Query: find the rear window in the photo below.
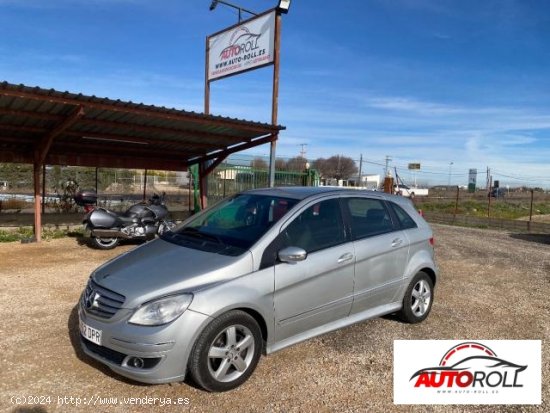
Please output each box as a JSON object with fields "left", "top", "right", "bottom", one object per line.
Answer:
{"left": 344, "top": 198, "right": 394, "bottom": 239}
{"left": 390, "top": 202, "right": 418, "bottom": 230}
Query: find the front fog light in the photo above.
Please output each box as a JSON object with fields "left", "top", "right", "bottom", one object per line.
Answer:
{"left": 129, "top": 294, "right": 193, "bottom": 326}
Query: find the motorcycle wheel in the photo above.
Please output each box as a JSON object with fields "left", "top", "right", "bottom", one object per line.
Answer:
{"left": 90, "top": 236, "right": 119, "bottom": 250}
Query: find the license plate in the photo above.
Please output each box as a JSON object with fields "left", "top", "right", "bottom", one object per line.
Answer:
{"left": 80, "top": 318, "right": 102, "bottom": 346}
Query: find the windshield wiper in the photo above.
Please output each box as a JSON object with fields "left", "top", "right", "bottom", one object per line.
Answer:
{"left": 179, "top": 227, "right": 225, "bottom": 246}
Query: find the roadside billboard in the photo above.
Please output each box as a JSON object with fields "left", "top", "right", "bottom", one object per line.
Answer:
{"left": 207, "top": 10, "right": 276, "bottom": 81}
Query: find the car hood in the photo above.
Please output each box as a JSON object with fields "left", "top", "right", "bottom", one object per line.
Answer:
{"left": 91, "top": 238, "right": 253, "bottom": 308}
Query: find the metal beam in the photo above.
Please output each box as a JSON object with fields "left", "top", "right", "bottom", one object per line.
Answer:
{"left": 187, "top": 134, "right": 277, "bottom": 166}
{"left": 34, "top": 105, "right": 84, "bottom": 165}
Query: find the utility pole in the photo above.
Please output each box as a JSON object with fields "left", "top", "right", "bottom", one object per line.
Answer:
{"left": 299, "top": 143, "right": 307, "bottom": 159}
{"left": 448, "top": 162, "right": 454, "bottom": 187}
{"left": 358, "top": 154, "right": 363, "bottom": 188}
{"left": 384, "top": 155, "right": 392, "bottom": 177}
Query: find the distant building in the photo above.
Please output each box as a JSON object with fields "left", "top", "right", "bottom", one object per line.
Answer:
{"left": 321, "top": 174, "right": 380, "bottom": 190}
{"left": 175, "top": 171, "right": 190, "bottom": 186}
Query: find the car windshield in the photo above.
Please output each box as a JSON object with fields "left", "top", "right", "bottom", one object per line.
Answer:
{"left": 161, "top": 194, "right": 299, "bottom": 255}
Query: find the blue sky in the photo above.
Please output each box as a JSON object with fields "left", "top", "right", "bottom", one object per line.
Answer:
{"left": 1, "top": 0, "right": 550, "bottom": 187}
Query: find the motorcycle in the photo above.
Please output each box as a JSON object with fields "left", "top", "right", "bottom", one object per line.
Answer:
{"left": 74, "top": 190, "right": 175, "bottom": 250}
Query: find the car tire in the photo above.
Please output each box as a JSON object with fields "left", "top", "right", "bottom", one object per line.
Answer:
{"left": 188, "top": 310, "right": 262, "bottom": 392}
{"left": 398, "top": 271, "right": 434, "bottom": 324}
{"left": 90, "top": 236, "right": 119, "bottom": 250}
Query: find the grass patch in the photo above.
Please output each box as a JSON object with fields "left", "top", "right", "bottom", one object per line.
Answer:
{"left": 416, "top": 199, "right": 550, "bottom": 220}
{"left": 0, "top": 227, "right": 81, "bottom": 242}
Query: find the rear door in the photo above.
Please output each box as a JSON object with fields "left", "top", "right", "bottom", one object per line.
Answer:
{"left": 342, "top": 197, "right": 410, "bottom": 314}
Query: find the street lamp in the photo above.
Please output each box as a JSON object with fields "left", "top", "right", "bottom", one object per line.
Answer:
{"left": 448, "top": 162, "right": 454, "bottom": 187}
{"left": 277, "top": 0, "right": 291, "bottom": 13}
{"left": 209, "top": 0, "right": 258, "bottom": 22}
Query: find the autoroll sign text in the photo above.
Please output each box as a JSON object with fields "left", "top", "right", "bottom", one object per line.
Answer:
{"left": 394, "top": 340, "right": 541, "bottom": 404}
{"left": 207, "top": 11, "right": 275, "bottom": 81}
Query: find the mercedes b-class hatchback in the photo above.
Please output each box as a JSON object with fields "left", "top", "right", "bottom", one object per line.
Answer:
{"left": 78, "top": 187, "right": 438, "bottom": 392}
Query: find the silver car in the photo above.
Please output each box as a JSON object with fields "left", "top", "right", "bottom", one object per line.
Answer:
{"left": 78, "top": 187, "right": 438, "bottom": 392}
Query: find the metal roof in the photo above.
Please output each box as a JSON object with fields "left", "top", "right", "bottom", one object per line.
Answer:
{"left": 0, "top": 81, "right": 283, "bottom": 170}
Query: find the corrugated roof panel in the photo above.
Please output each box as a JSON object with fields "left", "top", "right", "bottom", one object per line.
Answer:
{"left": 0, "top": 81, "right": 282, "bottom": 169}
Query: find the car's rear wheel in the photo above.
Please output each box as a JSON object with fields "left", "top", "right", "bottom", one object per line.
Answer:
{"left": 398, "top": 271, "right": 433, "bottom": 323}
{"left": 188, "top": 310, "right": 262, "bottom": 392}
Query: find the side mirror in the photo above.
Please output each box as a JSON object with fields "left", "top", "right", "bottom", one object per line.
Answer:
{"left": 278, "top": 246, "right": 307, "bottom": 263}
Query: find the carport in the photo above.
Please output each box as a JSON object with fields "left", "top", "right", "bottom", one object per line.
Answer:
{"left": 0, "top": 81, "right": 283, "bottom": 241}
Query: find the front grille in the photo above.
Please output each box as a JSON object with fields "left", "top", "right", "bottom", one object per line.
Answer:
{"left": 82, "top": 279, "right": 125, "bottom": 319}
{"left": 83, "top": 338, "right": 126, "bottom": 365}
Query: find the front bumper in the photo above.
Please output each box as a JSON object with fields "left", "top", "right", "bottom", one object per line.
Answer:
{"left": 78, "top": 302, "right": 211, "bottom": 384}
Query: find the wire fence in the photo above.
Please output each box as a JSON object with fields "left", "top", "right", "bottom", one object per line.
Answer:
{"left": 412, "top": 187, "right": 550, "bottom": 234}
{"left": 206, "top": 164, "right": 318, "bottom": 203}
{"left": 1, "top": 163, "right": 549, "bottom": 234}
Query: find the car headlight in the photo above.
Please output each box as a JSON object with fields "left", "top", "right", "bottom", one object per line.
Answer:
{"left": 128, "top": 294, "right": 193, "bottom": 326}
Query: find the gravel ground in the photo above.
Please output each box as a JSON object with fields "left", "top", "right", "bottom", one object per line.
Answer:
{"left": 0, "top": 224, "right": 548, "bottom": 413}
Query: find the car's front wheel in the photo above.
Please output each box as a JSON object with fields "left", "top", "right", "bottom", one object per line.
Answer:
{"left": 188, "top": 310, "right": 262, "bottom": 392}
{"left": 398, "top": 271, "right": 434, "bottom": 323}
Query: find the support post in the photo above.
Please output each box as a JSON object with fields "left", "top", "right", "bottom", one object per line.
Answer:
{"left": 199, "top": 162, "right": 208, "bottom": 209}
{"left": 204, "top": 36, "right": 210, "bottom": 115}
{"left": 143, "top": 169, "right": 148, "bottom": 202}
{"left": 33, "top": 162, "right": 42, "bottom": 242}
{"left": 41, "top": 163, "right": 46, "bottom": 214}
{"left": 269, "top": 12, "right": 282, "bottom": 188}
{"left": 528, "top": 189, "right": 534, "bottom": 232}
{"left": 358, "top": 154, "right": 363, "bottom": 188}
{"left": 453, "top": 186, "right": 460, "bottom": 224}
{"left": 487, "top": 175, "right": 493, "bottom": 218}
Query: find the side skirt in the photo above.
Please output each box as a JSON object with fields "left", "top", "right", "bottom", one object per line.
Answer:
{"left": 266, "top": 301, "right": 402, "bottom": 354}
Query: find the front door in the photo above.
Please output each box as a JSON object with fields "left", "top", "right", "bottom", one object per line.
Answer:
{"left": 273, "top": 198, "right": 355, "bottom": 342}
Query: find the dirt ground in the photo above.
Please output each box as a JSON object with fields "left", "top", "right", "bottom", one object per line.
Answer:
{"left": 0, "top": 225, "right": 548, "bottom": 413}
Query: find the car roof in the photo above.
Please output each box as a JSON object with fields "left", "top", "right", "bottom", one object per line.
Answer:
{"left": 242, "top": 186, "right": 408, "bottom": 204}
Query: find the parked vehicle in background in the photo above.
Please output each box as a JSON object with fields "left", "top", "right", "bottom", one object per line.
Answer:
{"left": 489, "top": 187, "right": 506, "bottom": 198}
{"left": 394, "top": 183, "right": 429, "bottom": 198}
{"left": 74, "top": 190, "right": 175, "bottom": 250}
{"left": 78, "top": 187, "right": 438, "bottom": 391}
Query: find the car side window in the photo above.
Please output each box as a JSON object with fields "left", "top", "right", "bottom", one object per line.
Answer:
{"left": 390, "top": 202, "right": 418, "bottom": 230}
{"left": 344, "top": 198, "right": 394, "bottom": 240}
{"left": 282, "top": 198, "right": 345, "bottom": 253}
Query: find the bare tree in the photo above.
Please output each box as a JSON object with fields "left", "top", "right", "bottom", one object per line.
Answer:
{"left": 251, "top": 157, "right": 268, "bottom": 170}
{"left": 285, "top": 156, "right": 308, "bottom": 172}
{"left": 275, "top": 158, "right": 287, "bottom": 171}
{"left": 313, "top": 155, "right": 357, "bottom": 180}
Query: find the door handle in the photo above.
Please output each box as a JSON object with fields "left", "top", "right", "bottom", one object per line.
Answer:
{"left": 337, "top": 253, "right": 354, "bottom": 263}
{"left": 392, "top": 238, "right": 403, "bottom": 247}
